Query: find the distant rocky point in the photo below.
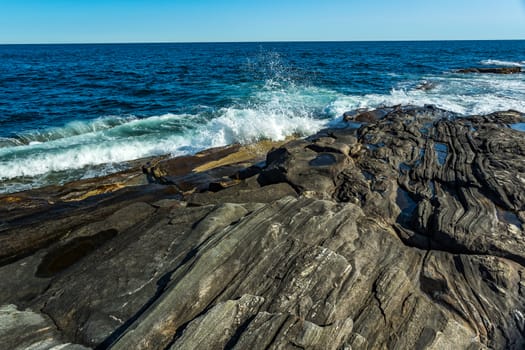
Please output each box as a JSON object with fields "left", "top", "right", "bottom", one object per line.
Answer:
{"left": 1, "top": 105, "right": 525, "bottom": 349}
{"left": 457, "top": 66, "right": 522, "bottom": 74}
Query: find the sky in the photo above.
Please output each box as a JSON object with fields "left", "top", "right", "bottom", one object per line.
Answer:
{"left": 0, "top": 0, "right": 524, "bottom": 43}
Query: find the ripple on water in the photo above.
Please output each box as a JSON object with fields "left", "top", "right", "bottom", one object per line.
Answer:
{"left": 434, "top": 143, "right": 448, "bottom": 166}
{"left": 309, "top": 153, "right": 337, "bottom": 167}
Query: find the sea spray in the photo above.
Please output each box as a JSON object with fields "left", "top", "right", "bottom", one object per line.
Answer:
{"left": 1, "top": 41, "right": 524, "bottom": 193}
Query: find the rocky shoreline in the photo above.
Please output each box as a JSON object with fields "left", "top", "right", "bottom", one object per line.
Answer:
{"left": 1, "top": 105, "right": 525, "bottom": 349}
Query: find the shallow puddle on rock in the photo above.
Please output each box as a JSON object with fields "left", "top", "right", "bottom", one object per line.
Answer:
{"left": 414, "top": 148, "right": 426, "bottom": 167}
{"left": 496, "top": 207, "right": 523, "bottom": 230}
{"left": 362, "top": 170, "right": 375, "bottom": 181}
{"left": 399, "top": 162, "right": 412, "bottom": 172}
{"left": 467, "top": 124, "right": 477, "bottom": 132}
{"left": 309, "top": 153, "right": 337, "bottom": 167}
{"left": 345, "top": 122, "right": 363, "bottom": 129}
{"left": 510, "top": 123, "right": 525, "bottom": 132}
{"left": 366, "top": 142, "right": 385, "bottom": 151}
{"left": 396, "top": 187, "right": 418, "bottom": 223}
{"left": 429, "top": 180, "right": 437, "bottom": 198}
{"left": 419, "top": 122, "right": 434, "bottom": 135}
{"left": 434, "top": 143, "right": 448, "bottom": 166}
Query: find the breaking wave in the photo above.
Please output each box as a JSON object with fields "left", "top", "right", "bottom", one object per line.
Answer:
{"left": 2, "top": 47, "right": 525, "bottom": 193}
{"left": 481, "top": 59, "right": 525, "bottom": 67}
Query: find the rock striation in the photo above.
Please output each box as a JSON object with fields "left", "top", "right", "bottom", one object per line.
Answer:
{"left": 1, "top": 106, "right": 524, "bottom": 349}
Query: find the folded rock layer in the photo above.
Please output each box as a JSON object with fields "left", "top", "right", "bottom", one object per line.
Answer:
{"left": 1, "top": 106, "right": 524, "bottom": 349}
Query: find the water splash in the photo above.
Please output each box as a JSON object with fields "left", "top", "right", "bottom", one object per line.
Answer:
{"left": 2, "top": 44, "right": 525, "bottom": 193}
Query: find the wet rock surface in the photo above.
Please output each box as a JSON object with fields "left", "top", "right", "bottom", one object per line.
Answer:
{"left": 1, "top": 106, "right": 524, "bottom": 349}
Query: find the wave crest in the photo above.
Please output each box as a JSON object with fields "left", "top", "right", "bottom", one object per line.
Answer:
{"left": 2, "top": 63, "right": 525, "bottom": 193}
{"left": 481, "top": 59, "right": 525, "bottom": 67}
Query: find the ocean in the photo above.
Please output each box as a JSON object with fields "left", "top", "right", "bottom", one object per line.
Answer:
{"left": 1, "top": 40, "right": 524, "bottom": 193}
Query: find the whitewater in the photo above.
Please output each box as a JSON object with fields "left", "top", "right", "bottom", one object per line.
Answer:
{"left": 1, "top": 41, "right": 524, "bottom": 193}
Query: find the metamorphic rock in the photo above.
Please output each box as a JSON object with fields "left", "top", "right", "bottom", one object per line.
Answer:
{"left": 1, "top": 105, "right": 525, "bottom": 350}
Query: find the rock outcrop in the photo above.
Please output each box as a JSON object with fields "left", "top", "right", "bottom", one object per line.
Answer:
{"left": 1, "top": 106, "right": 524, "bottom": 349}
{"left": 457, "top": 67, "right": 522, "bottom": 74}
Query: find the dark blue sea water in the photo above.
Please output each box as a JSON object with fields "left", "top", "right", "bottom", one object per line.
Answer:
{"left": 1, "top": 41, "right": 524, "bottom": 193}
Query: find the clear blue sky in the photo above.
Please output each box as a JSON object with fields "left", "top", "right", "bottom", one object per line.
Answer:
{"left": 1, "top": 0, "right": 524, "bottom": 43}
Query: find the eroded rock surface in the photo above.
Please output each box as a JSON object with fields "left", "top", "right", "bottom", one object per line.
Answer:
{"left": 1, "top": 106, "right": 524, "bottom": 349}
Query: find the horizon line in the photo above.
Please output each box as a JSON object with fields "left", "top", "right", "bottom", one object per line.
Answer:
{"left": 1, "top": 38, "right": 524, "bottom": 45}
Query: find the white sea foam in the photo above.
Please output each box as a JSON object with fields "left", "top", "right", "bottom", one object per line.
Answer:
{"left": 481, "top": 59, "right": 525, "bottom": 67}
{"left": 0, "top": 134, "right": 190, "bottom": 180}
{"left": 329, "top": 89, "right": 525, "bottom": 117}
{"left": 197, "top": 106, "right": 324, "bottom": 147}
{"left": 2, "top": 70, "right": 525, "bottom": 193}
{"left": 329, "top": 73, "right": 525, "bottom": 116}
{"left": 0, "top": 85, "right": 329, "bottom": 184}
{"left": 198, "top": 83, "right": 332, "bottom": 146}
{"left": 0, "top": 112, "right": 322, "bottom": 183}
